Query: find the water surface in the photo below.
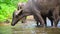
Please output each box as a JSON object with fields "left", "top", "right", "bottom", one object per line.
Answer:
{"left": 0, "top": 19, "right": 60, "bottom": 34}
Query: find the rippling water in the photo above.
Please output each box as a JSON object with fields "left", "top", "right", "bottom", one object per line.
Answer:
{"left": 0, "top": 18, "right": 60, "bottom": 34}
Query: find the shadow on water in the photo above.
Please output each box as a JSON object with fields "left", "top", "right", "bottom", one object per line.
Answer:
{"left": 0, "top": 20, "right": 60, "bottom": 34}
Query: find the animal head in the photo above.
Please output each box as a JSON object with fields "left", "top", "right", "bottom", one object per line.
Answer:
{"left": 11, "top": 3, "right": 31, "bottom": 26}
{"left": 11, "top": 9, "right": 24, "bottom": 26}
{"left": 11, "top": 3, "right": 26, "bottom": 26}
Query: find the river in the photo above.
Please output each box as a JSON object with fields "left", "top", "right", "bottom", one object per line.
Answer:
{"left": 0, "top": 18, "right": 60, "bottom": 34}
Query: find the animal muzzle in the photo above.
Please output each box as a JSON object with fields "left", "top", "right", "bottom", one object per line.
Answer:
{"left": 11, "top": 21, "right": 16, "bottom": 26}
{"left": 11, "top": 22, "right": 15, "bottom": 26}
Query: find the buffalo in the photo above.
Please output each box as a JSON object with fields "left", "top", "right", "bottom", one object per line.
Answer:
{"left": 11, "top": 0, "right": 60, "bottom": 28}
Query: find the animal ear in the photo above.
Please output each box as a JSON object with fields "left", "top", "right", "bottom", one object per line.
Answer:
{"left": 17, "top": 6, "right": 22, "bottom": 10}
{"left": 18, "top": 9, "right": 23, "bottom": 15}
{"left": 17, "top": 3, "right": 23, "bottom": 10}
{"left": 15, "top": 9, "right": 23, "bottom": 15}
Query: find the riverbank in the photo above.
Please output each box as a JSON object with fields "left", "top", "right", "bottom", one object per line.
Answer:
{"left": 0, "top": 23, "right": 10, "bottom": 26}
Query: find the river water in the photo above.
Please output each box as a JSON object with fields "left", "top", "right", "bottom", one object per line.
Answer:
{"left": 0, "top": 18, "right": 60, "bottom": 34}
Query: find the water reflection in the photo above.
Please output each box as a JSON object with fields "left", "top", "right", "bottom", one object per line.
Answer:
{"left": 0, "top": 19, "right": 60, "bottom": 34}
{"left": 12, "top": 26, "right": 60, "bottom": 34}
{"left": 11, "top": 20, "right": 60, "bottom": 34}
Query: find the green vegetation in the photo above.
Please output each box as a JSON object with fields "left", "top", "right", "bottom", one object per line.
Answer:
{"left": 0, "top": 0, "right": 27, "bottom": 23}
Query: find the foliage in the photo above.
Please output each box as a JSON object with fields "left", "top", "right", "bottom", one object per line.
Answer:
{"left": 0, "top": 0, "right": 27, "bottom": 23}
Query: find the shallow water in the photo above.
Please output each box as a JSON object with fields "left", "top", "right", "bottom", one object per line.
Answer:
{"left": 0, "top": 19, "right": 60, "bottom": 34}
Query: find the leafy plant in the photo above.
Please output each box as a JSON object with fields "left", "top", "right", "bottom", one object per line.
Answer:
{"left": 0, "top": 0, "right": 27, "bottom": 23}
